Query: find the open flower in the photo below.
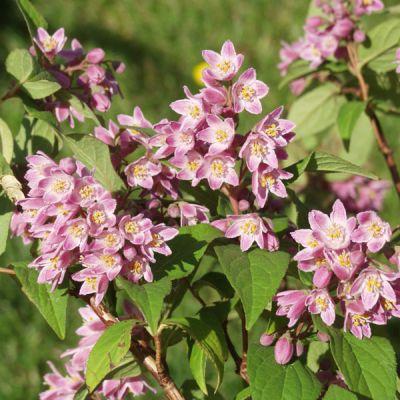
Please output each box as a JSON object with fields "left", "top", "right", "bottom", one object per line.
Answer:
{"left": 352, "top": 211, "right": 391, "bottom": 252}
{"left": 275, "top": 290, "right": 308, "bottom": 327}
{"left": 232, "top": 68, "right": 269, "bottom": 114}
{"left": 170, "top": 86, "right": 205, "bottom": 128}
{"left": 306, "top": 289, "right": 336, "bottom": 326}
{"left": 34, "top": 28, "right": 67, "bottom": 59}
{"left": 344, "top": 300, "right": 372, "bottom": 339}
{"left": 202, "top": 40, "right": 244, "bottom": 81}
{"left": 125, "top": 157, "right": 161, "bottom": 189}
{"left": 119, "top": 214, "right": 152, "bottom": 245}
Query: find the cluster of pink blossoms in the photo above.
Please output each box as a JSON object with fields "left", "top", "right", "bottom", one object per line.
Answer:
{"left": 94, "top": 40, "right": 296, "bottom": 252}
{"left": 31, "top": 28, "right": 124, "bottom": 127}
{"left": 10, "top": 152, "right": 178, "bottom": 304}
{"left": 40, "top": 305, "right": 155, "bottom": 399}
{"left": 279, "top": 0, "right": 384, "bottom": 94}
{"left": 330, "top": 176, "right": 390, "bottom": 213}
{"left": 261, "top": 199, "right": 399, "bottom": 364}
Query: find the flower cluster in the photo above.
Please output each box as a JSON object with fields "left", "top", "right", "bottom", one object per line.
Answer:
{"left": 32, "top": 28, "right": 124, "bottom": 127}
{"left": 94, "top": 40, "right": 296, "bottom": 252}
{"left": 261, "top": 199, "right": 398, "bottom": 364}
{"left": 278, "top": 0, "right": 384, "bottom": 93}
{"left": 10, "top": 152, "right": 178, "bottom": 304}
{"left": 40, "top": 305, "right": 155, "bottom": 399}
{"left": 330, "top": 176, "right": 390, "bottom": 213}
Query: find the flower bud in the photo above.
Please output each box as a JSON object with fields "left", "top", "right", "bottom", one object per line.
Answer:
{"left": 296, "top": 341, "right": 304, "bottom": 357}
{"left": 92, "top": 92, "right": 110, "bottom": 112}
{"left": 86, "top": 48, "right": 105, "bottom": 64}
{"left": 274, "top": 336, "right": 293, "bottom": 365}
{"left": 317, "top": 331, "right": 330, "bottom": 343}
{"left": 238, "top": 199, "right": 250, "bottom": 212}
{"left": 260, "top": 333, "right": 275, "bottom": 347}
{"left": 167, "top": 203, "right": 180, "bottom": 218}
{"left": 353, "top": 29, "right": 366, "bottom": 43}
{"left": 0, "top": 175, "right": 24, "bottom": 202}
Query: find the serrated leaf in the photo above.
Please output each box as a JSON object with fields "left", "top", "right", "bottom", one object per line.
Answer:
{"left": 337, "top": 102, "right": 365, "bottom": 151}
{"left": 286, "top": 151, "right": 377, "bottom": 182}
{"left": 288, "top": 83, "right": 345, "bottom": 138}
{"left": 86, "top": 320, "right": 135, "bottom": 392}
{"left": 279, "top": 60, "right": 314, "bottom": 89}
{"left": 153, "top": 224, "right": 222, "bottom": 280}
{"left": 5, "top": 49, "right": 33, "bottom": 83}
{"left": 359, "top": 19, "right": 400, "bottom": 67}
{"left": 215, "top": 245, "right": 290, "bottom": 330}
{"left": 190, "top": 342, "right": 208, "bottom": 395}
{"left": 248, "top": 344, "right": 322, "bottom": 400}
{"left": 14, "top": 262, "right": 68, "bottom": 339}
{"left": 323, "top": 385, "right": 357, "bottom": 400}
{"left": 368, "top": 47, "right": 399, "bottom": 73}
{"left": 0, "top": 118, "right": 14, "bottom": 163}
{"left": 116, "top": 277, "right": 171, "bottom": 335}
{"left": 64, "top": 134, "right": 125, "bottom": 193}
{"left": 167, "top": 317, "right": 225, "bottom": 391}
{"left": 329, "top": 328, "right": 396, "bottom": 399}
{"left": 23, "top": 79, "right": 61, "bottom": 99}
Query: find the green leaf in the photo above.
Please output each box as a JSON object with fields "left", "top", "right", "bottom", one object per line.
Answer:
{"left": 288, "top": 83, "right": 344, "bottom": 138}
{"left": 153, "top": 224, "right": 222, "bottom": 280}
{"left": 0, "top": 196, "right": 13, "bottom": 257}
{"left": 323, "top": 385, "right": 357, "bottom": 400}
{"left": 337, "top": 102, "right": 365, "bottom": 151}
{"left": 5, "top": 49, "right": 33, "bottom": 83}
{"left": 190, "top": 342, "right": 208, "bottom": 395}
{"left": 0, "top": 118, "right": 14, "bottom": 164}
{"left": 248, "top": 344, "right": 322, "bottom": 400}
{"left": 235, "top": 386, "right": 251, "bottom": 400}
{"left": 16, "top": 0, "right": 48, "bottom": 32}
{"left": 368, "top": 47, "right": 399, "bottom": 73}
{"left": 86, "top": 320, "right": 135, "bottom": 392}
{"left": 64, "top": 134, "right": 125, "bottom": 193}
{"left": 14, "top": 262, "right": 68, "bottom": 339}
{"left": 306, "top": 341, "right": 329, "bottom": 373}
{"left": 167, "top": 317, "right": 225, "bottom": 391}
{"left": 279, "top": 60, "right": 313, "bottom": 89}
{"left": 104, "top": 353, "right": 141, "bottom": 380}
{"left": 68, "top": 95, "right": 100, "bottom": 125}
{"left": 215, "top": 245, "right": 290, "bottom": 330}
{"left": 359, "top": 19, "right": 400, "bottom": 68}
{"left": 329, "top": 328, "right": 397, "bottom": 399}
{"left": 116, "top": 277, "right": 171, "bottom": 335}
{"left": 23, "top": 78, "right": 61, "bottom": 99}
{"left": 286, "top": 151, "right": 378, "bottom": 182}
{"left": 73, "top": 386, "right": 89, "bottom": 400}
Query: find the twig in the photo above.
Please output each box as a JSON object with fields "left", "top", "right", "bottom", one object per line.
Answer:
{"left": 239, "top": 310, "right": 249, "bottom": 383}
{"left": 0, "top": 83, "right": 20, "bottom": 106}
{"left": 347, "top": 43, "right": 400, "bottom": 198}
{"left": 0, "top": 267, "right": 16, "bottom": 275}
{"left": 221, "top": 185, "right": 240, "bottom": 215}
{"left": 222, "top": 320, "right": 242, "bottom": 374}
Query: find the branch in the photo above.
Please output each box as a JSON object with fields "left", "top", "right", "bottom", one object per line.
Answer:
{"left": 0, "top": 83, "right": 20, "bottom": 106}
{"left": 239, "top": 309, "right": 249, "bottom": 383}
{"left": 221, "top": 185, "right": 240, "bottom": 215}
{"left": 347, "top": 43, "right": 400, "bottom": 199}
{"left": 0, "top": 267, "right": 16, "bottom": 275}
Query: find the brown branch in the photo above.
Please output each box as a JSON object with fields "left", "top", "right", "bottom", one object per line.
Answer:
{"left": 347, "top": 43, "right": 400, "bottom": 199}
{"left": 221, "top": 185, "right": 240, "bottom": 215}
{"left": 222, "top": 320, "right": 241, "bottom": 374}
{"left": 239, "top": 310, "right": 249, "bottom": 383}
{"left": 0, "top": 83, "right": 20, "bottom": 106}
{"left": 0, "top": 267, "right": 16, "bottom": 275}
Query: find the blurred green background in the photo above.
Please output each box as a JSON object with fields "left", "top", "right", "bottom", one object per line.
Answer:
{"left": 0, "top": 1, "right": 309, "bottom": 398}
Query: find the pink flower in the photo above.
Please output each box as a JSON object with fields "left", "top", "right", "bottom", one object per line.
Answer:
{"left": 350, "top": 267, "right": 398, "bottom": 310}
{"left": 197, "top": 115, "right": 235, "bottom": 155}
{"left": 306, "top": 289, "right": 336, "bottom": 326}
{"left": 90, "top": 228, "right": 124, "bottom": 254}
{"left": 344, "top": 300, "right": 372, "bottom": 339}
{"left": 59, "top": 218, "right": 89, "bottom": 252}
{"left": 72, "top": 176, "right": 105, "bottom": 207}
{"left": 252, "top": 165, "right": 292, "bottom": 208}
{"left": 86, "top": 199, "right": 116, "bottom": 236}
{"left": 122, "top": 254, "right": 153, "bottom": 283}
{"left": 232, "top": 68, "right": 269, "bottom": 114}
{"left": 196, "top": 154, "right": 238, "bottom": 190}
{"left": 352, "top": 211, "right": 391, "bottom": 252}
{"left": 119, "top": 214, "right": 152, "bottom": 245}
{"left": 81, "top": 252, "right": 122, "bottom": 281}
{"left": 239, "top": 133, "right": 278, "bottom": 172}
{"left": 166, "top": 124, "right": 196, "bottom": 157}
{"left": 290, "top": 228, "right": 322, "bottom": 260}
{"left": 54, "top": 102, "right": 85, "bottom": 128}
{"left": 274, "top": 336, "right": 293, "bottom": 365}
{"left": 170, "top": 150, "right": 203, "bottom": 185}
{"left": 125, "top": 157, "right": 161, "bottom": 189}
{"left": 117, "top": 106, "right": 153, "bottom": 129}
{"left": 309, "top": 199, "right": 356, "bottom": 250}
{"left": 34, "top": 28, "right": 67, "bottom": 59}
{"left": 141, "top": 224, "right": 178, "bottom": 262}
{"left": 214, "top": 213, "right": 278, "bottom": 252}
{"left": 72, "top": 268, "right": 109, "bottom": 305}
{"left": 38, "top": 171, "right": 75, "bottom": 204}
{"left": 167, "top": 202, "right": 209, "bottom": 226}
{"left": 260, "top": 333, "right": 275, "bottom": 346}
{"left": 202, "top": 40, "right": 244, "bottom": 81}
{"left": 170, "top": 86, "right": 205, "bottom": 128}
{"left": 326, "top": 244, "right": 365, "bottom": 281}
{"left": 354, "top": 0, "right": 384, "bottom": 16}
{"left": 101, "top": 377, "right": 156, "bottom": 399}
{"left": 275, "top": 290, "right": 308, "bottom": 327}
{"left": 94, "top": 120, "right": 120, "bottom": 146}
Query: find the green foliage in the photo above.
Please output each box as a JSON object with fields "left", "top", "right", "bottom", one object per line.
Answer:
{"left": 116, "top": 277, "right": 171, "bottom": 335}
{"left": 323, "top": 385, "right": 357, "bottom": 400}
{"left": 215, "top": 245, "right": 290, "bottom": 330}
{"left": 16, "top": 0, "right": 48, "bottom": 34}
{"left": 14, "top": 263, "right": 68, "bottom": 339}
{"left": 329, "top": 328, "right": 397, "bottom": 399}
{"left": 22, "top": 73, "right": 61, "bottom": 99}
{"left": 288, "top": 83, "right": 345, "bottom": 138}
{"left": 86, "top": 320, "right": 135, "bottom": 392}
{"left": 247, "top": 344, "right": 322, "bottom": 400}
{"left": 0, "top": 196, "right": 13, "bottom": 257}
{"left": 190, "top": 342, "right": 208, "bottom": 394}
{"left": 336, "top": 102, "right": 365, "bottom": 151}
{"left": 64, "top": 134, "right": 126, "bottom": 193}
{"left": 0, "top": 118, "right": 14, "bottom": 163}
{"left": 278, "top": 60, "right": 313, "bottom": 89}
{"left": 5, "top": 49, "right": 33, "bottom": 83}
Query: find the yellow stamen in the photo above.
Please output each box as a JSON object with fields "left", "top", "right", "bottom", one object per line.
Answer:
{"left": 79, "top": 185, "right": 94, "bottom": 200}
{"left": 240, "top": 220, "right": 258, "bottom": 235}
{"left": 132, "top": 165, "right": 148, "bottom": 179}
{"left": 326, "top": 224, "right": 343, "bottom": 240}
{"left": 91, "top": 210, "right": 106, "bottom": 225}
{"left": 368, "top": 223, "right": 383, "bottom": 238}
{"left": 215, "top": 129, "right": 228, "bottom": 143}
{"left": 187, "top": 160, "right": 199, "bottom": 172}
{"left": 250, "top": 141, "right": 266, "bottom": 157}
{"left": 315, "top": 296, "right": 328, "bottom": 311}
{"left": 124, "top": 221, "right": 139, "bottom": 234}
{"left": 100, "top": 255, "right": 116, "bottom": 268}
{"left": 240, "top": 85, "right": 255, "bottom": 101}
{"left": 216, "top": 60, "right": 232, "bottom": 73}
{"left": 265, "top": 124, "right": 279, "bottom": 137}
{"left": 210, "top": 160, "right": 225, "bottom": 178}
{"left": 52, "top": 179, "right": 69, "bottom": 193}
{"left": 365, "top": 276, "right": 381, "bottom": 292}
{"left": 260, "top": 173, "right": 275, "bottom": 188}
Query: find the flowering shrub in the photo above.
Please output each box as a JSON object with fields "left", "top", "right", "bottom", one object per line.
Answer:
{"left": 1, "top": 1, "right": 400, "bottom": 400}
